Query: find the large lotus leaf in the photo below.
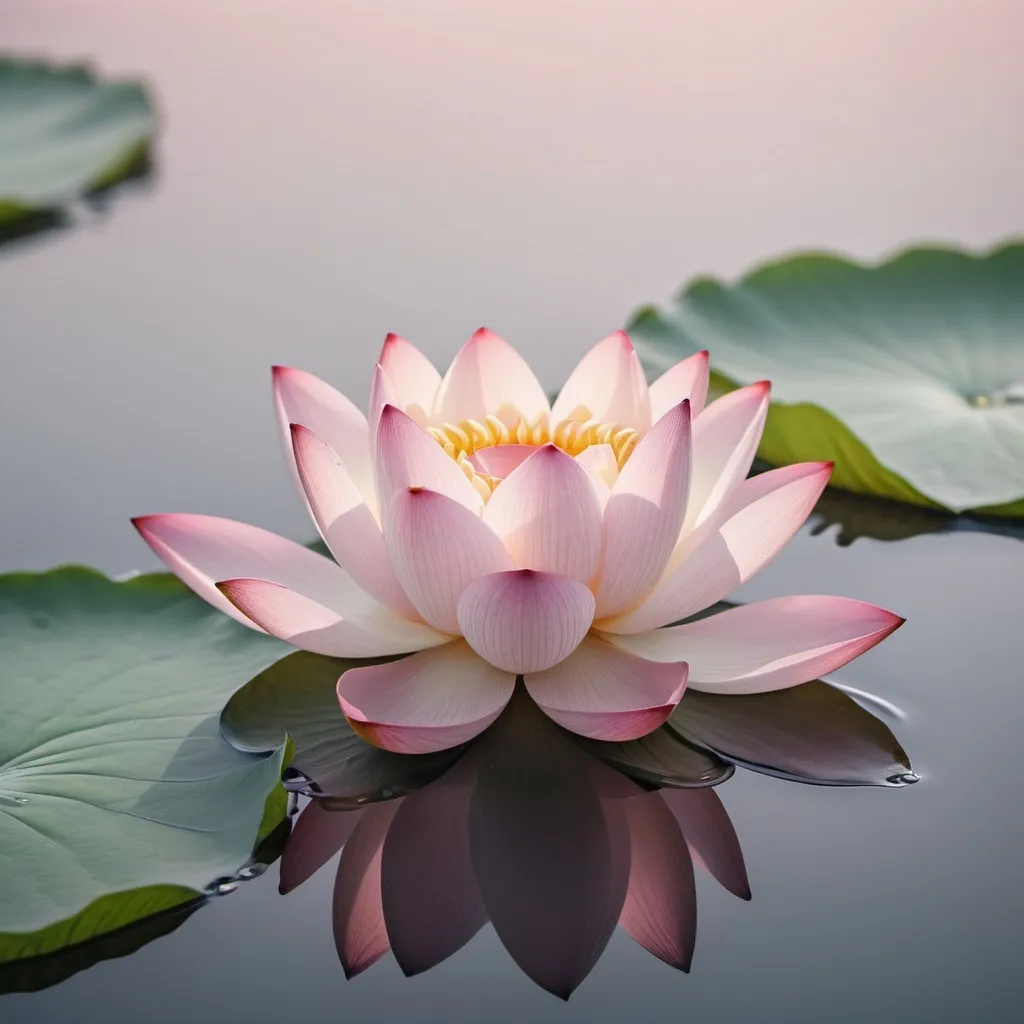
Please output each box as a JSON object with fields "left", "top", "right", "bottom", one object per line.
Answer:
{"left": 630, "top": 242, "right": 1024, "bottom": 516}
{"left": 0, "top": 57, "right": 155, "bottom": 225}
{"left": 0, "top": 568, "right": 287, "bottom": 936}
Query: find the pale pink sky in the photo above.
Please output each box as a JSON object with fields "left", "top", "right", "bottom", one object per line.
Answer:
{"left": 2, "top": 0, "right": 1022, "bottom": 568}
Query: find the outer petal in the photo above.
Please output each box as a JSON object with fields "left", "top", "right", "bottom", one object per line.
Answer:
{"left": 368, "top": 362, "right": 400, "bottom": 461}
{"left": 376, "top": 404, "right": 484, "bottom": 516}
{"left": 649, "top": 350, "right": 710, "bottom": 421}
{"left": 132, "top": 512, "right": 361, "bottom": 630}
{"left": 378, "top": 333, "right": 442, "bottom": 422}
{"left": 457, "top": 570, "right": 594, "bottom": 673}
{"left": 483, "top": 444, "right": 602, "bottom": 583}
{"left": 291, "top": 424, "right": 419, "bottom": 618}
{"left": 684, "top": 381, "right": 771, "bottom": 531}
{"left": 595, "top": 401, "right": 692, "bottom": 618}
{"left": 273, "top": 365, "right": 376, "bottom": 512}
{"left": 386, "top": 487, "right": 513, "bottom": 633}
{"left": 337, "top": 642, "right": 516, "bottom": 754}
{"left": 618, "top": 791, "right": 697, "bottom": 971}
{"left": 604, "top": 461, "right": 832, "bottom": 633}
{"left": 217, "top": 578, "right": 448, "bottom": 657}
{"left": 279, "top": 801, "right": 365, "bottom": 895}
{"left": 525, "top": 636, "right": 687, "bottom": 741}
{"left": 333, "top": 799, "right": 401, "bottom": 978}
{"left": 433, "top": 328, "right": 550, "bottom": 425}
{"left": 609, "top": 595, "right": 903, "bottom": 694}
{"left": 551, "top": 331, "right": 651, "bottom": 432}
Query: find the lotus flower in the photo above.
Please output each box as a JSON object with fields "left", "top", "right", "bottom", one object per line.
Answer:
{"left": 135, "top": 329, "right": 903, "bottom": 753}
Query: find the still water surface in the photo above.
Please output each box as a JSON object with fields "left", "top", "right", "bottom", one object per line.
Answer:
{"left": 2, "top": 2, "right": 1023, "bottom": 1020}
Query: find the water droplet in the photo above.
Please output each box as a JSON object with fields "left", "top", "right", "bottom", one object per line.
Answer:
{"left": 0, "top": 793, "right": 29, "bottom": 807}
{"left": 203, "top": 877, "right": 239, "bottom": 896}
{"left": 237, "top": 864, "right": 266, "bottom": 881}
{"left": 281, "top": 767, "right": 312, "bottom": 793}
{"left": 886, "top": 771, "right": 921, "bottom": 787}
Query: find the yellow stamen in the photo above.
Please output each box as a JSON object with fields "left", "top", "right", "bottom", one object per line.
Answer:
{"left": 429, "top": 408, "right": 640, "bottom": 487}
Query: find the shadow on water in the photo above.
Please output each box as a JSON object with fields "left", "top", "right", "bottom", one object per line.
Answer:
{"left": 806, "top": 482, "right": 1024, "bottom": 546}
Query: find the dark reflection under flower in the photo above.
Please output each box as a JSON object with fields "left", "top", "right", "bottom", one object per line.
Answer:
{"left": 259, "top": 661, "right": 914, "bottom": 999}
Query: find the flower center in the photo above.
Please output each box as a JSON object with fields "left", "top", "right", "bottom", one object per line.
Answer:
{"left": 428, "top": 411, "right": 639, "bottom": 499}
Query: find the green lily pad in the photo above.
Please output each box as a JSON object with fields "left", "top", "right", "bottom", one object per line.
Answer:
{"left": 0, "top": 567, "right": 287, "bottom": 941}
{"left": 0, "top": 56, "right": 155, "bottom": 226}
{"left": 630, "top": 241, "right": 1024, "bottom": 516}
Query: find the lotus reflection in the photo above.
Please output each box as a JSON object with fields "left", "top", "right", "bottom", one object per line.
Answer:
{"left": 266, "top": 675, "right": 913, "bottom": 999}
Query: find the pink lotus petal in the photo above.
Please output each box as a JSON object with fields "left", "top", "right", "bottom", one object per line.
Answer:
{"left": 367, "top": 362, "right": 400, "bottom": 463}
{"left": 433, "top": 327, "right": 550, "bottom": 425}
{"left": 468, "top": 444, "right": 537, "bottom": 479}
{"left": 380, "top": 767, "right": 487, "bottom": 975}
{"left": 273, "top": 366, "right": 376, "bottom": 514}
{"left": 551, "top": 331, "right": 651, "bottom": 432}
{"left": 457, "top": 570, "right": 595, "bottom": 673}
{"left": 618, "top": 791, "right": 696, "bottom": 971}
{"left": 279, "top": 801, "right": 365, "bottom": 895}
{"left": 333, "top": 799, "right": 402, "bottom": 978}
{"left": 595, "top": 401, "right": 692, "bottom": 618}
{"left": 217, "top": 577, "right": 448, "bottom": 657}
{"left": 604, "top": 461, "right": 833, "bottom": 633}
{"left": 132, "top": 512, "right": 358, "bottom": 630}
{"left": 378, "top": 333, "right": 442, "bottom": 423}
{"left": 660, "top": 788, "right": 750, "bottom": 900}
{"left": 386, "top": 487, "right": 513, "bottom": 633}
{"left": 483, "top": 445, "right": 603, "bottom": 583}
{"left": 611, "top": 595, "right": 903, "bottom": 694}
{"left": 684, "top": 381, "right": 771, "bottom": 531}
{"left": 376, "top": 405, "right": 484, "bottom": 517}
{"left": 337, "top": 642, "right": 516, "bottom": 754}
{"left": 649, "top": 350, "right": 710, "bottom": 421}
{"left": 291, "top": 424, "right": 419, "bottom": 619}
{"left": 524, "top": 636, "right": 687, "bottom": 741}
{"left": 574, "top": 443, "right": 619, "bottom": 496}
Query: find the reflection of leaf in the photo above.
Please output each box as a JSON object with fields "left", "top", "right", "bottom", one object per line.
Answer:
{"left": 221, "top": 651, "right": 465, "bottom": 803}
{"left": 0, "top": 57, "right": 155, "bottom": 229}
{"left": 0, "top": 568, "right": 287, "bottom": 936}
{"left": 669, "top": 680, "right": 914, "bottom": 786}
{"left": 631, "top": 242, "right": 1024, "bottom": 515}
{"left": 0, "top": 886, "right": 201, "bottom": 994}
{"left": 807, "top": 480, "right": 1024, "bottom": 546}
